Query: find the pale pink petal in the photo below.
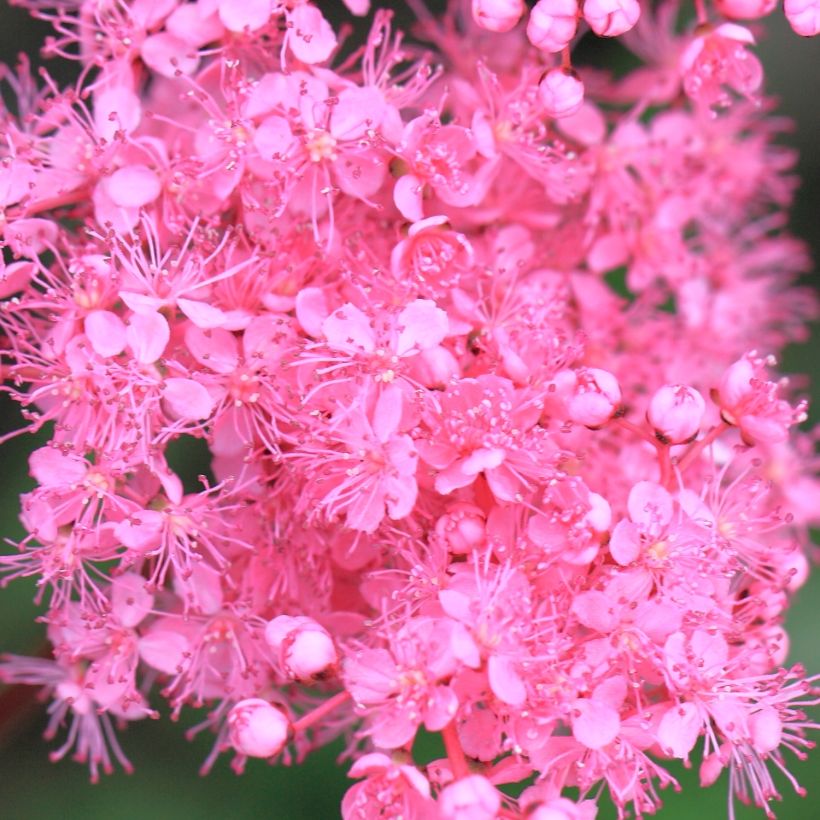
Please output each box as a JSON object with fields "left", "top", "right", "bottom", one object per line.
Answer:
{"left": 119, "top": 291, "right": 165, "bottom": 313}
{"left": 94, "top": 87, "right": 141, "bottom": 141}
{"left": 126, "top": 311, "right": 170, "bottom": 363}
{"left": 396, "top": 299, "right": 449, "bottom": 356}
{"left": 488, "top": 655, "right": 527, "bottom": 706}
{"left": 162, "top": 377, "right": 215, "bottom": 420}
{"left": 185, "top": 325, "right": 240, "bottom": 373}
{"left": 435, "top": 460, "right": 476, "bottom": 495}
{"left": 609, "top": 519, "right": 641, "bottom": 565}
{"left": 253, "top": 115, "right": 294, "bottom": 160}
{"left": 334, "top": 153, "right": 386, "bottom": 200}
{"left": 658, "top": 702, "right": 701, "bottom": 758}
{"left": 423, "top": 685, "right": 459, "bottom": 731}
{"left": 572, "top": 698, "right": 620, "bottom": 749}
{"left": 322, "top": 303, "right": 375, "bottom": 353}
{"left": 0, "top": 261, "right": 35, "bottom": 298}
{"left": 105, "top": 164, "right": 162, "bottom": 209}
{"left": 141, "top": 33, "right": 199, "bottom": 78}
{"left": 219, "top": 0, "right": 272, "bottom": 32}
{"left": 627, "top": 481, "right": 673, "bottom": 529}
{"left": 166, "top": 3, "right": 226, "bottom": 47}
{"left": 394, "top": 174, "right": 425, "bottom": 222}
{"left": 29, "top": 447, "right": 87, "bottom": 487}
{"left": 4, "top": 218, "right": 58, "bottom": 257}
{"left": 330, "top": 87, "right": 385, "bottom": 140}
{"left": 571, "top": 590, "right": 619, "bottom": 633}
{"left": 84, "top": 310, "right": 127, "bottom": 357}
{"left": 177, "top": 297, "right": 227, "bottom": 328}
{"left": 461, "top": 447, "right": 505, "bottom": 476}
{"left": 750, "top": 707, "right": 782, "bottom": 753}
{"left": 286, "top": 5, "right": 337, "bottom": 64}
{"left": 295, "top": 287, "right": 329, "bottom": 337}
{"left": 484, "top": 463, "right": 520, "bottom": 502}
{"left": 373, "top": 384, "right": 404, "bottom": 441}
{"left": 114, "top": 510, "right": 164, "bottom": 550}
{"left": 111, "top": 573, "right": 155, "bottom": 628}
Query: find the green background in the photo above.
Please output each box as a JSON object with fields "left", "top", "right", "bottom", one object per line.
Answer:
{"left": 1, "top": 3, "right": 818, "bottom": 818}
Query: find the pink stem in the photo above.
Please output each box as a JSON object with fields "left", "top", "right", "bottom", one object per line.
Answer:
{"left": 677, "top": 422, "right": 730, "bottom": 474}
{"left": 441, "top": 721, "right": 471, "bottom": 780}
{"left": 292, "top": 689, "right": 352, "bottom": 735}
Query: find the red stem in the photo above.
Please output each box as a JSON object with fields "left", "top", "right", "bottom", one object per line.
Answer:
{"left": 291, "top": 689, "right": 351, "bottom": 735}
{"left": 677, "top": 422, "right": 730, "bottom": 474}
{"left": 441, "top": 721, "right": 470, "bottom": 780}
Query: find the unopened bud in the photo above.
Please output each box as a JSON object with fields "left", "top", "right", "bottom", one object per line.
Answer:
{"left": 435, "top": 503, "right": 486, "bottom": 554}
{"left": 471, "top": 0, "right": 526, "bottom": 32}
{"left": 439, "top": 774, "right": 501, "bottom": 820}
{"left": 647, "top": 384, "right": 705, "bottom": 444}
{"left": 228, "top": 698, "right": 290, "bottom": 758}
{"left": 527, "top": 0, "right": 579, "bottom": 53}
{"left": 539, "top": 68, "right": 584, "bottom": 119}
{"left": 565, "top": 367, "right": 621, "bottom": 428}
{"left": 265, "top": 615, "right": 338, "bottom": 680}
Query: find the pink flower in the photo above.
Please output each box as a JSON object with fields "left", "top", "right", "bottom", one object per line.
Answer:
{"left": 680, "top": 24, "right": 763, "bottom": 109}
{"left": 717, "top": 352, "right": 808, "bottom": 444}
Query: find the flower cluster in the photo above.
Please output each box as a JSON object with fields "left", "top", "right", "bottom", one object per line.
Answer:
{"left": 1, "top": 1, "right": 819, "bottom": 818}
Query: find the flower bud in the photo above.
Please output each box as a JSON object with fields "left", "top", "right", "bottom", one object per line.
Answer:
{"left": 439, "top": 774, "right": 501, "bottom": 820}
{"left": 582, "top": 0, "right": 641, "bottom": 37}
{"left": 228, "top": 698, "right": 290, "bottom": 758}
{"left": 715, "top": 0, "right": 777, "bottom": 19}
{"left": 566, "top": 367, "right": 621, "bottom": 428}
{"left": 527, "top": 0, "right": 579, "bottom": 53}
{"left": 784, "top": 0, "right": 820, "bottom": 36}
{"left": 647, "top": 384, "right": 705, "bottom": 444}
{"left": 265, "top": 615, "right": 338, "bottom": 680}
{"left": 538, "top": 68, "right": 584, "bottom": 119}
{"left": 471, "top": 0, "right": 526, "bottom": 32}
{"left": 435, "top": 503, "right": 486, "bottom": 554}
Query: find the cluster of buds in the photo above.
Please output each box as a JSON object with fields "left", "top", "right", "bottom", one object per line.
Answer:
{"left": 0, "top": 1, "right": 818, "bottom": 818}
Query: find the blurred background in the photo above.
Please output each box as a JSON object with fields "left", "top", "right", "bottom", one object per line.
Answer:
{"left": 0, "top": 2, "right": 818, "bottom": 818}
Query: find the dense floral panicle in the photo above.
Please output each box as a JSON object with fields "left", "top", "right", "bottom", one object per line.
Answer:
{"left": 0, "top": 0, "right": 818, "bottom": 817}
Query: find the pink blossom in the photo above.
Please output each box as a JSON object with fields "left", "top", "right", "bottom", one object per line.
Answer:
{"left": 717, "top": 353, "right": 808, "bottom": 443}
{"left": 0, "top": 2, "right": 818, "bottom": 816}
{"left": 680, "top": 24, "right": 763, "bottom": 109}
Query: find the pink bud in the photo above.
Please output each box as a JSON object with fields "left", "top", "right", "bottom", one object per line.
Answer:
{"left": 265, "top": 615, "right": 338, "bottom": 680}
{"left": 538, "top": 68, "right": 585, "bottom": 119}
{"left": 785, "top": 0, "right": 820, "bottom": 35}
{"left": 647, "top": 384, "right": 706, "bottom": 444}
{"left": 439, "top": 774, "right": 501, "bottom": 820}
{"left": 582, "top": 0, "right": 640, "bottom": 37}
{"left": 566, "top": 367, "right": 621, "bottom": 427}
{"left": 434, "top": 503, "right": 486, "bottom": 554}
{"left": 715, "top": 0, "right": 777, "bottom": 19}
{"left": 228, "top": 698, "right": 290, "bottom": 758}
{"left": 471, "top": 0, "right": 526, "bottom": 32}
{"left": 527, "top": 0, "right": 579, "bottom": 53}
